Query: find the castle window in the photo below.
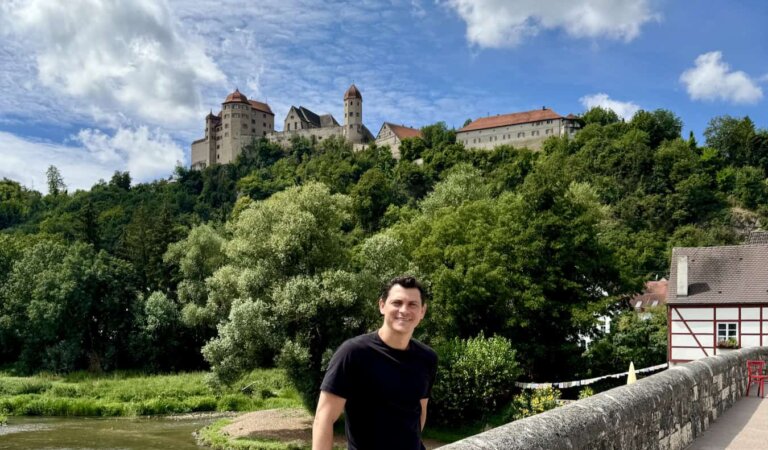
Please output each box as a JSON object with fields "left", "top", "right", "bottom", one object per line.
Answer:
{"left": 287, "top": 124, "right": 290, "bottom": 131}
{"left": 263, "top": 131, "right": 267, "bottom": 136}
{"left": 242, "top": 123, "right": 247, "bottom": 128}
{"left": 225, "top": 132, "right": 229, "bottom": 137}
{"left": 252, "top": 128, "right": 256, "bottom": 133}
{"left": 224, "top": 124, "right": 228, "bottom": 128}
{"left": 356, "top": 112, "right": 360, "bottom": 117}
{"left": 263, "top": 123, "right": 266, "bottom": 127}
{"left": 224, "top": 114, "right": 229, "bottom": 119}
{"left": 252, "top": 119, "right": 255, "bottom": 124}
{"left": 263, "top": 113, "right": 266, "bottom": 118}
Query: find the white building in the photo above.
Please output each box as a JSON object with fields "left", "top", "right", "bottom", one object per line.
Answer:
{"left": 667, "top": 245, "right": 768, "bottom": 365}
{"left": 457, "top": 108, "right": 580, "bottom": 151}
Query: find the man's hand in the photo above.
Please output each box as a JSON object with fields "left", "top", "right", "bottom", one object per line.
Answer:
{"left": 420, "top": 398, "right": 429, "bottom": 431}
{"left": 312, "top": 391, "right": 346, "bottom": 450}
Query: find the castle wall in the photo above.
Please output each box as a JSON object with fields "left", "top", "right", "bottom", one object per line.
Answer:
{"left": 268, "top": 126, "right": 346, "bottom": 147}
{"left": 457, "top": 118, "right": 579, "bottom": 151}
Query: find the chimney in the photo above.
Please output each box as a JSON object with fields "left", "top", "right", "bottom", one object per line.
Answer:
{"left": 677, "top": 255, "right": 688, "bottom": 296}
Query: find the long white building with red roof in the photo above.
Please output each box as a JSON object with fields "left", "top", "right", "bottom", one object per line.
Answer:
{"left": 457, "top": 107, "right": 581, "bottom": 151}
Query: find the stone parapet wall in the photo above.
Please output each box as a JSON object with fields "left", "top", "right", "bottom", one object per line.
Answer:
{"left": 441, "top": 347, "right": 768, "bottom": 450}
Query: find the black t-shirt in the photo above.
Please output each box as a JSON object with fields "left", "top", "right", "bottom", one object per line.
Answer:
{"left": 320, "top": 332, "right": 438, "bottom": 450}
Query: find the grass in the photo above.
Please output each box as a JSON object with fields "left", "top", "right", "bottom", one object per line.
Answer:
{"left": 197, "top": 419, "right": 312, "bottom": 450}
{"left": 0, "top": 369, "right": 302, "bottom": 418}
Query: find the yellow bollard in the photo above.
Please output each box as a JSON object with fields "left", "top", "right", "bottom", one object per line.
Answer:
{"left": 627, "top": 361, "right": 637, "bottom": 384}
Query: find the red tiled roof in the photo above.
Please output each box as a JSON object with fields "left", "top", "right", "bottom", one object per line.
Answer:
{"left": 631, "top": 279, "right": 668, "bottom": 310}
{"left": 458, "top": 108, "right": 564, "bottom": 132}
{"left": 386, "top": 123, "right": 421, "bottom": 140}
{"left": 224, "top": 88, "right": 249, "bottom": 104}
{"left": 249, "top": 100, "right": 274, "bottom": 115}
{"left": 344, "top": 84, "right": 362, "bottom": 100}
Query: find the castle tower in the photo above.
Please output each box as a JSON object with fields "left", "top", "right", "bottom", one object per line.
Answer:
{"left": 344, "top": 84, "right": 362, "bottom": 128}
{"left": 220, "top": 88, "right": 252, "bottom": 163}
{"left": 204, "top": 110, "right": 218, "bottom": 166}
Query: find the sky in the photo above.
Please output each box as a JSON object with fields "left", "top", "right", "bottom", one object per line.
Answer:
{"left": 0, "top": 0, "right": 767, "bottom": 193}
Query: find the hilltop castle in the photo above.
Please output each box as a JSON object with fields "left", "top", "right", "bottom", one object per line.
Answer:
{"left": 191, "top": 84, "right": 374, "bottom": 169}
{"left": 191, "top": 84, "right": 583, "bottom": 169}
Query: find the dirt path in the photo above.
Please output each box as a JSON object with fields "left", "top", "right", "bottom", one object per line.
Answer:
{"left": 222, "top": 408, "right": 446, "bottom": 448}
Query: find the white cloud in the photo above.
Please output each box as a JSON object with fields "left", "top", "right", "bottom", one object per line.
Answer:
{"left": 74, "top": 127, "right": 185, "bottom": 182}
{"left": 0, "top": 128, "right": 183, "bottom": 193}
{"left": 680, "top": 51, "right": 763, "bottom": 104}
{"left": 445, "top": 0, "right": 658, "bottom": 48}
{"left": 0, "top": 132, "right": 113, "bottom": 193}
{"left": 1, "top": 0, "right": 225, "bottom": 128}
{"left": 580, "top": 93, "right": 640, "bottom": 120}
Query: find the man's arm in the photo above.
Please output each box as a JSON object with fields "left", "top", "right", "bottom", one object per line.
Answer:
{"left": 420, "top": 398, "right": 429, "bottom": 431}
{"left": 312, "top": 391, "right": 346, "bottom": 450}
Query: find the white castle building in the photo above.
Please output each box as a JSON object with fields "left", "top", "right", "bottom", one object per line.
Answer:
{"left": 191, "top": 84, "right": 374, "bottom": 169}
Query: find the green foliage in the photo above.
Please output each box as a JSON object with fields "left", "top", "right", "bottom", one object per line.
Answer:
{"left": 582, "top": 107, "right": 620, "bottom": 126}
{"left": 46, "top": 165, "right": 66, "bottom": 196}
{"left": 0, "top": 370, "right": 299, "bottom": 417}
{"left": 584, "top": 307, "right": 667, "bottom": 374}
{"left": 506, "top": 386, "right": 562, "bottom": 421}
{"left": 578, "top": 386, "right": 595, "bottom": 399}
{"left": 0, "top": 241, "right": 138, "bottom": 373}
{"left": 431, "top": 335, "right": 521, "bottom": 425}
{"left": 201, "top": 183, "right": 377, "bottom": 411}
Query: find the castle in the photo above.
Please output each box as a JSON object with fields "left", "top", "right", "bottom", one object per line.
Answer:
{"left": 191, "top": 84, "right": 374, "bottom": 169}
{"left": 191, "top": 84, "right": 582, "bottom": 169}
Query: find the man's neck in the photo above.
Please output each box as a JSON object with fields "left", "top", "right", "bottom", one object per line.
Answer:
{"left": 377, "top": 327, "right": 411, "bottom": 350}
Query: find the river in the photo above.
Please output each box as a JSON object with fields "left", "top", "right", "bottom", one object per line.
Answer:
{"left": 0, "top": 415, "right": 219, "bottom": 449}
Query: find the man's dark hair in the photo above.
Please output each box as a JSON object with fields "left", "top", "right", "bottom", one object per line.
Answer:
{"left": 379, "top": 276, "right": 427, "bottom": 304}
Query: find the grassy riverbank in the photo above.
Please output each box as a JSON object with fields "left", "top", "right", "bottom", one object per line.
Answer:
{"left": 0, "top": 370, "right": 301, "bottom": 417}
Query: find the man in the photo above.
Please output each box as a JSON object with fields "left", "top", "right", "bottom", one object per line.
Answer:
{"left": 312, "top": 276, "right": 437, "bottom": 450}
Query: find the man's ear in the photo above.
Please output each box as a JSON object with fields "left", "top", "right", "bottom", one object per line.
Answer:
{"left": 378, "top": 298, "right": 385, "bottom": 314}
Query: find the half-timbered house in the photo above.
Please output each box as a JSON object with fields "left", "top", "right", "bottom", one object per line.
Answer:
{"left": 667, "top": 244, "right": 768, "bottom": 365}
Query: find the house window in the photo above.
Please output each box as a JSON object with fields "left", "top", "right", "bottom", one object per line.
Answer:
{"left": 717, "top": 323, "right": 738, "bottom": 342}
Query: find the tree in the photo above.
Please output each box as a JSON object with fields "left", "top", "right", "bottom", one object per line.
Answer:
{"left": 582, "top": 107, "right": 620, "bottom": 126}
{"left": 350, "top": 168, "right": 401, "bottom": 232}
{"left": 0, "top": 241, "right": 137, "bottom": 372}
{"left": 46, "top": 165, "right": 66, "bottom": 196}
{"left": 584, "top": 307, "right": 667, "bottom": 375}
{"left": 164, "top": 224, "right": 227, "bottom": 329}
{"left": 704, "top": 115, "right": 756, "bottom": 166}
{"left": 629, "top": 109, "right": 683, "bottom": 148}
{"left": 201, "top": 183, "right": 377, "bottom": 411}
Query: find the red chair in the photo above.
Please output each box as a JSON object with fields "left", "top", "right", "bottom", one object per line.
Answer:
{"left": 746, "top": 360, "right": 767, "bottom": 398}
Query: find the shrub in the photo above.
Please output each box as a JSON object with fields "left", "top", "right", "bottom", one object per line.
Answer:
{"left": 578, "top": 386, "right": 595, "bottom": 400}
{"left": 430, "top": 334, "right": 521, "bottom": 425}
{"left": 504, "top": 386, "right": 562, "bottom": 421}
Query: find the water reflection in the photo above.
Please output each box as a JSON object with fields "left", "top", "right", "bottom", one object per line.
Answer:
{"left": 0, "top": 416, "right": 219, "bottom": 450}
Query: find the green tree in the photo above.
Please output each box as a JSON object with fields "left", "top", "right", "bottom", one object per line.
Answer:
{"left": 0, "top": 241, "right": 137, "bottom": 372}
{"left": 46, "top": 165, "right": 67, "bottom": 196}
{"left": 629, "top": 109, "right": 683, "bottom": 148}
{"left": 704, "top": 115, "right": 756, "bottom": 166}
{"left": 201, "top": 183, "right": 376, "bottom": 411}
{"left": 584, "top": 307, "right": 667, "bottom": 375}
{"left": 582, "top": 107, "right": 620, "bottom": 126}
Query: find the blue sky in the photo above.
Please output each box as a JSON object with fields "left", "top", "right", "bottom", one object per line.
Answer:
{"left": 1, "top": 0, "right": 766, "bottom": 192}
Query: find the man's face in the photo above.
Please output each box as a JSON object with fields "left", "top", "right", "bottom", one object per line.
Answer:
{"left": 379, "top": 284, "right": 426, "bottom": 336}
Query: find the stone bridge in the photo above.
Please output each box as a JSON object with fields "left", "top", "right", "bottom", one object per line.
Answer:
{"left": 441, "top": 347, "right": 768, "bottom": 450}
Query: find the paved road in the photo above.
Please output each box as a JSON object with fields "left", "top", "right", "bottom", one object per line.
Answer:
{"left": 687, "top": 395, "right": 768, "bottom": 449}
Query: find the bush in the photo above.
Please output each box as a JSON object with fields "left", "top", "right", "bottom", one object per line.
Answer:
{"left": 430, "top": 334, "right": 521, "bottom": 425}
{"left": 504, "top": 386, "right": 561, "bottom": 421}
